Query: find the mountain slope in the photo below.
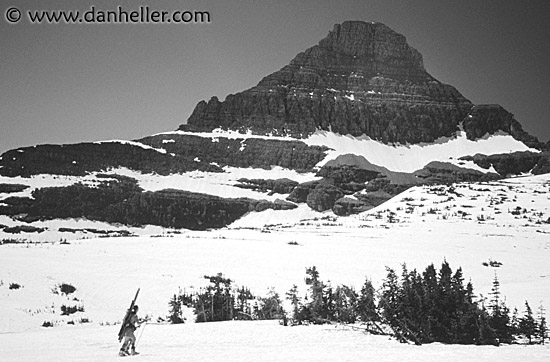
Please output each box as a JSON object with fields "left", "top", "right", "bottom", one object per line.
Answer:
{"left": 0, "top": 20, "right": 549, "bottom": 232}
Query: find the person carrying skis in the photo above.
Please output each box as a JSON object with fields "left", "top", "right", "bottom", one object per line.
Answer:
{"left": 119, "top": 305, "right": 144, "bottom": 356}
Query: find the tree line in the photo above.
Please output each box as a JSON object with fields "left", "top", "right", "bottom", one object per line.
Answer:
{"left": 167, "top": 262, "right": 547, "bottom": 346}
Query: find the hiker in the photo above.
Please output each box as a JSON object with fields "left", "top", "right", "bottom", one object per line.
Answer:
{"left": 119, "top": 305, "right": 144, "bottom": 356}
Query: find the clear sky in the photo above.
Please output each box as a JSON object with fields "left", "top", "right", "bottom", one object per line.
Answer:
{"left": 1, "top": 0, "right": 549, "bottom": 154}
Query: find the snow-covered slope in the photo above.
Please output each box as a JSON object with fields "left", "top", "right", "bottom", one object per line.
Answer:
{"left": 158, "top": 128, "right": 538, "bottom": 173}
{"left": 1, "top": 320, "right": 548, "bottom": 362}
{"left": 304, "top": 130, "right": 537, "bottom": 172}
{"left": 1, "top": 175, "right": 549, "bottom": 361}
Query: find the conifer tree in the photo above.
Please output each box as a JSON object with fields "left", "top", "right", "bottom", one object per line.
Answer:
{"left": 486, "top": 273, "right": 513, "bottom": 343}
{"left": 477, "top": 306, "right": 499, "bottom": 346}
{"left": 488, "top": 273, "right": 501, "bottom": 314}
{"left": 380, "top": 267, "right": 400, "bottom": 329}
{"left": 195, "top": 273, "right": 234, "bottom": 322}
{"left": 519, "top": 301, "right": 537, "bottom": 344}
{"left": 305, "top": 266, "right": 325, "bottom": 321}
{"left": 235, "top": 286, "right": 254, "bottom": 319}
{"left": 286, "top": 284, "right": 302, "bottom": 324}
{"left": 510, "top": 307, "right": 520, "bottom": 336}
{"left": 537, "top": 303, "right": 547, "bottom": 345}
{"left": 168, "top": 294, "right": 184, "bottom": 324}
{"left": 357, "top": 277, "right": 378, "bottom": 323}
{"left": 457, "top": 281, "right": 481, "bottom": 344}
{"left": 332, "top": 285, "right": 358, "bottom": 323}
{"left": 257, "top": 288, "right": 283, "bottom": 320}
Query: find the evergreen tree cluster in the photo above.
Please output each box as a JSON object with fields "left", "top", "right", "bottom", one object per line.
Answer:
{"left": 285, "top": 266, "right": 378, "bottom": 327}
{"left": 168, "top": 273, "right": 284, "bottom": 323}
{"left": 167, "top": 264, "right": 548, "bottom": 346}
{"left": 285, "top": 262, "right": 547, "bottom": 346}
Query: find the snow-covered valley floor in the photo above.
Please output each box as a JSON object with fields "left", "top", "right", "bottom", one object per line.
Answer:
{"left": 1, "top": 174, "right": 549, "bottom": 361}
{"left": 2, "top": 320, "right": 549, "bottom": 362}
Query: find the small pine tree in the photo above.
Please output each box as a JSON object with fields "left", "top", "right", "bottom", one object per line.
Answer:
{"left": 519, "top": 301, "right": 537, "bottom": 344}
{"left": 538, "top": 303, "right": 547, "bottom": 345}
{"left": 286, "top": 285, "right": 302, "bottom": 324}
{"left": 477, "top": 307, "right": 499, "bottom": 346}
{"left": 256, "top": 288, "right": 283, "bottom": 320}
{"left": 380, "top": 267, "right": 400, "bottom": 329}
{"left": 305, "top": 266, "right": 324, "bottom": 321}
{"left": 510, "top": 307, "right": 520, "bottom": 336}
{"left": 333, "top": 285, "right": 358, "bottom": 323}
{"left": 168, "top": 294, "right": 184, "bottom": 324}
{"left": 357, "top": 277, "right": 378, "bottom": 323}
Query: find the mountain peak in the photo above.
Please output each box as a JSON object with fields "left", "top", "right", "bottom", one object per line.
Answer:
{"left": 180, "top": 21, "right": 539, "bottom": 147}
{"left": 263, "top": 20, "right": 429, "bottom": 88}
{"left": 311, "top": 21, "right": 427, "bottom": 80}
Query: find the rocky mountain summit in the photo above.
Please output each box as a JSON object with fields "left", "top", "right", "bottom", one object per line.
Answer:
{"left": 0, "top": 21, "right": 548, "bottom": 233}
{"left": 180, "top": 21, "right": 538, "bottom": 147}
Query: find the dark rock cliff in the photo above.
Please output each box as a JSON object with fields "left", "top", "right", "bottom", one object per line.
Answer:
{"left": 0, "top": 135, "right": 329, "bottom": 177}
{"left": 462, "top": 105, "right": 540, "bottom": 148}
{"left": 0, "top": 175, "right": 297, "bottom": 231}
{"left": 180, "top": 21, "right": 543, "bottom": 148}
{"left": 0, "top": 142, "right": 220, "bottom": 177}
{"left": 180, "top": 21, "right": 474, "bottom": 144}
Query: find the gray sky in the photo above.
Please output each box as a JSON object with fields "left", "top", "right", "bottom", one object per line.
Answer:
{"left": 1, "top": 0, "right": 549, "bottom": 154}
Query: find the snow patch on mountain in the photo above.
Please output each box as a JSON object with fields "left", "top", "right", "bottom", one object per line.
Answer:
{"left": 0, "top": 173, "right": 118, "bottom": 201}
{"left": 303, "top": 131, "right": 538, "bottom": 173}
{"left": 154, "top": 129, "right": 537, "bottom": 174}
{"left": 101, "top": 166, "right": 319, "bottom": 199}
{"left": 94, "top": 140, "right": 168, "bottom": 154}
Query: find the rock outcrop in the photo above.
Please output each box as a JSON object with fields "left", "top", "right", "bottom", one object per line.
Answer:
{"left": 234, "top": 178, "right": 299, "bottom": 195}
{"left": 462, "top": 105, "right": 540, "bottom": 148}
{"left": 0, "top": 142, "right": 220, "bottom": 177}
{"left": 413, "top": 161, "right": 500, "bottom": 184}
{"left": 0, "top": 135, "right": 329, "bottom": 177}
{"left": 0, "top": 175, "right": 297, "bottom": 230}
{"left": 460, "top": 151, "right": 550, "bottom": 176}
{"left": 137, "top": 133, "right": 329, "bottom": 172}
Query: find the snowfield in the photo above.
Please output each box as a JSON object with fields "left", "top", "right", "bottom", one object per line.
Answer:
{"left": 1, "top": 321, "right": 549, "bottom": 362}
{"left": 1, "top": 173, "right": 549, "bottom": 361}
{"left": 158, "top": 129, "right": 538, "bottom": 173}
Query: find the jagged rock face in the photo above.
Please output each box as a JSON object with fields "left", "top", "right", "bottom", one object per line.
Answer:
{"left": 463, "top": 105, "right": 539, "bottom": 147}
{"left": 0, "top": 184, "right": 29, "bottom": 193}
{"left": 460, "top": 151, "right": 550, "bottom": 176}
{"left": 413, "top": 161, "right": 500, "bottom": 183}
{"left": 333, "top": 197, "right": 370, "bottom": 216}
{"left": 287, "top": 181, "right": 320, "bottom": 204}
{"left": 0, "top": 143, "right": 220, "bottom": 177}
{"left": 234, "top": 178, "right": 299, "bottom": 194}
{"left": 181, "top": 21, "right": 473, "bottom": 144}
{"left": 137, "top": 134, "right": 328, "bottom": 172}
{"left": 0, "top": 135, "right": 329, "bottom": 177}
{"left": 316, "top": 165, "right": 379, "bottom": 189}
{"left": 532, "top": 152, "right": 550, "bottom": 174}
{"left": 306, "top": 184, "right": 344, "bottom": 212}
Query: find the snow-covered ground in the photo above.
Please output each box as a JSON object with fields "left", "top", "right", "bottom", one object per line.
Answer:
{"left": 1, "top": 174, "right": 549, "bottom": 361}
{"left": 1, "top": 320, "right": 548, "bottom": 362}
